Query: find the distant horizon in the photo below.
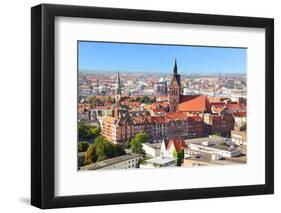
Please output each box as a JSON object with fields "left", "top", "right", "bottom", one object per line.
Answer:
{"left": 78, "top": 41, "right": 247, "bottom": 74}
{"left": 79, "top": 69, "right": 246, "bottom": 76}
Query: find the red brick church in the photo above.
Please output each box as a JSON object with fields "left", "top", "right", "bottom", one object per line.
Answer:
{"left": 168, "top": 59, "right": 210, "bottom": 113}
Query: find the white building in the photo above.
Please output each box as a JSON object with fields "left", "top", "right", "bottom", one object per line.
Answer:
{"left": 142, "top": 143, "right": 161, "bottom": 157}
{"left": 160, "top": 139, "right": 187, "bottom": 158}
{"left": 189, "top": 141, "right": 241, "bottom": 158}
{"left": 140, "top": 156, "right": 177, "bottom": 168}
{"left": 79, "top": 154, "right": 141, "bottom": 170}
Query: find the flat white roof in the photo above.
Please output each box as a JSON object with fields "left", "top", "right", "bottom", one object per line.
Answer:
{"left": 80, "top": 154, "right": 141, "bottom": 170}
{"left": 143, "top": 142, "right": 162, "bottom": 149}
{"left": 145, "top": 156, "right": 176, "bottom": 165}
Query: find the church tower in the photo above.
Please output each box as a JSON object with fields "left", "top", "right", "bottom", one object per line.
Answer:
{"left": 114, "top": 72, "right": 122, "bottom": 118}
{"left": 115, "top": 71, "right": 122, "bottom": 103}
{"left": 169, "top": 59, "right": 181, "bottom": 112}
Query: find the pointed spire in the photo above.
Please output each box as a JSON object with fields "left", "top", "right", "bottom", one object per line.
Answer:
{"left": 115, "top": 71, "right": 122, "bottom": 97}
{"left": 116, "top": 71, "right": 121, "bottom": 84}
{"left": 173, "top": 58, "right": 177, "bottom": 75}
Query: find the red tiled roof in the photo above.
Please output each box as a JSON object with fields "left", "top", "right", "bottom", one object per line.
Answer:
{"left": 166, "top": 139, "right": 187, "bottom": 152}
{"left": 233, "top": 111, "right": 247, "bottom": 117}
{"left": 159, "top": 101, "right": 169, "bottom": 108}
{"left": 144, "top": 101, "right": 169, "bottom": 111}
{"left": 210, "top": 114, "right": 234, "bottom": 121}
{"left": 78, "top": 103, "right": 92, "bottom": 112}
{"left": 165, "top": 111, "right": 188, "bottom": 120}
{"left": 188, "top": 115, "right": 203, "bottom": 122}
{"left": 120, "top": 101, "right": 141, "bottom": 108}
{"left": 209, "top": 102, "right": 226, "bottom": 107}
{"left": 226, "top": 103, "right": 245, "bottom": 111}
{"left": 179, "top": 95, "right": 210, "bottom": 112}
{"left": 158, "top": 96, "right": 169, "bottom": 99}
{"left": 208, "top": 97, "right": 230, "bottom": 103}
{"left": 152, "top": 109, "right": 165, "bottom": 113}
{"left": 151, "top": 116, "right": 168, "bottom": 123}
{"left": 94, "top": 106, "right": 111, "bottom": 110}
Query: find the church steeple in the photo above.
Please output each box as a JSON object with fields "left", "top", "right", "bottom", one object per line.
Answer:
{"left": 173, "top": 59, "right": 178, "bottom": 75}
{"left": 115, "top": 71, "right": 121, "bottom": 103}
{"left": 169, "top": 59, "right": 181, "bottom": 112}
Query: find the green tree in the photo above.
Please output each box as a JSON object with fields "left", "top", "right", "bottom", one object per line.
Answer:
{"left": 94, "top": 136, "right": 106, "bottom": 146}
{"left": 96, "top": 137, "right": 107, "bottom": 161}
{"left": 84, "top": 144, "right": 98, "bottom": 165}
{"left": 150, "top": 97, "right": 157, "bottom": 104}
{"left": 213, "top": 132, "right": 221, "bottom": 137}
{"left": 78, "top": 122, "right": 100, "bottom": 141}
{"left": 121, "top": 104, "right": 129, "bottom": 111}
{"left": 173, "top": 150, "right": 184, "bottom": 166}
{"left": 130, "top": 132, "right": 149, "bottom": 154}
{"left": 78, "top": 141, "right": 89, "bottom": 152}
{"left": 96, "top": 137, "right": 125, "bottom": 159}
{"left": 130, "top": 138, "right": 143, "bottom": 154}
{"left": 88, "top": 96, "right": 99, "bottom": 105}
{"left": 88, "top": 127, "right": 100, "bottom": 139}
{"left": 84, "top": 136, "right": 126, "bottom": 164}
{"left": 135, "top": 132, "right": 149, "bottom": 143}
{"left": 106, "top": 96, "right": 115, "bottom": 103}
{"left": 115, "top": 144, "right": 126, "bottom": 156}
{"left": 78, "top": 122, "right": 89, "bottom": 140}
{"left": 140, "top": 96, "right": 150, "bottom": 103}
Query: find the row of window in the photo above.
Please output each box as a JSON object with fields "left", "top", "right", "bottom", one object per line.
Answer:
{"left": 170, "top": 90, "right": 178, "bottom": 96}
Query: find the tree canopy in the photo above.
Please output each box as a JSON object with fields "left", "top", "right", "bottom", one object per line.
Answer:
{"left": 87, "top": 96, "right": 100, "bottom": 105}
{"left": 130, "top": 132, "right": 149, "bottom": 154}
{"left": 83, "top": 136, "right": 125, "bottom": 165}
{"left": 78, "top": 141, "right": 89, "bottom": 152}
{"left": 127, "top": 96, "right": 156, "bottom": 104}
{"left": 78, "top": 122, "right": 100, "bottom": 141}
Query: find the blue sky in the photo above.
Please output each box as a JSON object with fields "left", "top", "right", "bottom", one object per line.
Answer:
{"left": 78, "top": 41, "right": 246, "bottom": 74}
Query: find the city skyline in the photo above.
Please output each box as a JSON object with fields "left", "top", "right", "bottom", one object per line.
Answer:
{"left": 78, "top": 41, "right": 247, "bottom": 74}
{"left": 77, "top": 41, "right": 247, "bottom": 171}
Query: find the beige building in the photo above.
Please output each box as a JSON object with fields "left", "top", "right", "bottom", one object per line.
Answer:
{"left": 101, "top": 116, "right": 118, "bottom": 143}
{"left": 231, "top": 130, "right": 247, "bottom": 145}
{"left": 101, "top": 112, "right": 204, "bottom": 144}
{"left": 231, "top": 130, "right": 247, "bottom": 154}
{"left": 233, "top": 112, "right": 247, "bottom": 130}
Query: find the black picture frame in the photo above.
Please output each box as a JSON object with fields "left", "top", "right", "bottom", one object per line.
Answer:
{"left": 31, "top": 3, "right": 274, "bottom": 209}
